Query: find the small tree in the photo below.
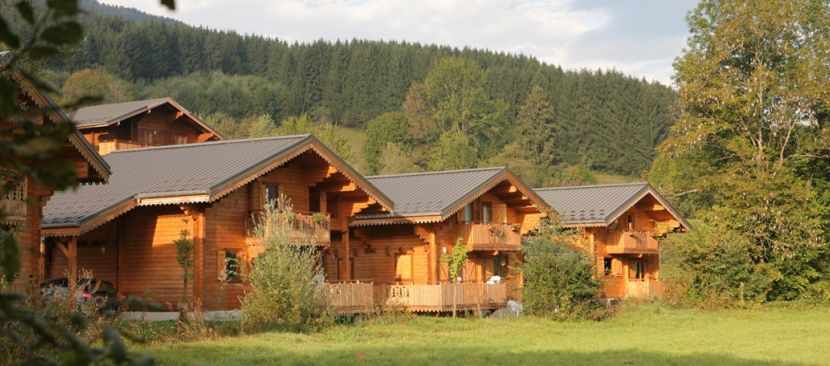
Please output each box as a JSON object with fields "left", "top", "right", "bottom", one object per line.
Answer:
{"left": 174, "top": 222, "right": 195, "bottom": 313}
{"left": 240, "top": 196, "right": 328, "bottom": 332}
{"left": 441, "top": 238, "right": 468, "bottom": 317}
{"left": 521, "top": 218, "right": 604, "bottom": 320}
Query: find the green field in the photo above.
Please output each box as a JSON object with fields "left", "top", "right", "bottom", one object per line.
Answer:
{"left": 138, "top": 304, "right": 830, "bottom": 365}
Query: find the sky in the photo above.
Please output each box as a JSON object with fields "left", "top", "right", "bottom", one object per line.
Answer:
{"left": 100, "top": 0, "right": 699, "bottom": 86}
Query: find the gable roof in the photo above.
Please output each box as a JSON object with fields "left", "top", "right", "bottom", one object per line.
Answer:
{"left": 70, "top": 97, "right": 223, "bottom": 139}
{"left": 42, "top": 135, "right": 393, "bottom": 236}
{"left": 354, "top": 167, "right": 550, "bottom": 225}
{"left": 534, "top": 182, "right": 690, "bottom": 229}
{"left": 2, "top": 55, "right": 110, "bottom": 182}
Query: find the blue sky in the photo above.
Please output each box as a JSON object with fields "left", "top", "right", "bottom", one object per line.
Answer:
{"left": 102, "top": 0, "right": 699, "bottom": 86}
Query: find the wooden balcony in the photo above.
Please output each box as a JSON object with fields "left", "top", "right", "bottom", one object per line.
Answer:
{"left": 326, "top": 282, "right": 508, "bottom": 312}
{"left": 1, "top": 180, "right": 27, "bottom": 224}
{"left": 465, "top": 223, "right": 522, "bottom": 251}
{"left": 625, "top": 279, "right": 663, "bottom": 298}
{"left": 97, "top": 139, "right": 150, "bottom": 155}
{"left": 245, "top": 210, "right": 331, "bottom": 246}
{"left": 606, "top": 230, "right": 659, "bottom": 254}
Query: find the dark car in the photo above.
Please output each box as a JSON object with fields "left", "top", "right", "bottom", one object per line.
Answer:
{"left": 39, "top": 277, "right": 118, "bottom": 313}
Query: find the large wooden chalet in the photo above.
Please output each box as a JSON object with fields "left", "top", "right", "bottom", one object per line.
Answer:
{"left": 327, "top": 167, "right": 550, "bottom": 312}
{"left": 535, "top": 183, "right": 690, "bottom": 298}
{"left": 70, "top": 97, "right": 223, "bottom": 155}
{"left": 41, "top": 135, "right": 393, "bottom": 309}
{"left": 1, "top": 63, "right": 111, "bottom": 289}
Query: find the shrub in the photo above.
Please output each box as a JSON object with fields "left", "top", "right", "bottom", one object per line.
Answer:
{"left": 660, "top": 221, "right": 780, "bottom": 306}
{"left": 521, "top": 219, "right": 604, "bottom": 320}
{"left": 240, "top": 196, "right": 329, "bottom": 333}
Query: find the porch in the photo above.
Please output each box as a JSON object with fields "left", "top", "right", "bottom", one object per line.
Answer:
{"left": 326, "top": 282, "right": 509, "bottom": 313}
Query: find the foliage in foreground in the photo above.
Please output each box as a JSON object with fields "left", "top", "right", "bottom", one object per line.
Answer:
{"left": 520, "top": 219, "right": 604, "bottom": 320}
{"left": 650, "top": 0, "right": 830, "bottom": 302}
{"left": 240, "top": 197, "right": 329, "bottom": 333}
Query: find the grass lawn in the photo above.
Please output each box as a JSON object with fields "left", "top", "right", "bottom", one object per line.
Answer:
{"left": 137, "top": 304, "right": 830, "bottom": 366}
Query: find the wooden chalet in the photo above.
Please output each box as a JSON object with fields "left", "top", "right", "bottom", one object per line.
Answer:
{"left": 535, "top": 183, "right": 690, "bottom": 298}
{"left": 326, "top": 167, "right": 550, "bottom": 312}
{"left": 1, "top": 60, "right": 111, "bottom": 289}
{"left": 40, "top": 135, "right": 393, "bottom": 309}
{"left": 70, "top": 98, "right": 222, "bottom": 155}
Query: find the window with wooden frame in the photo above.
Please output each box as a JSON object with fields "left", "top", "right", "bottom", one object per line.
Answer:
{"left": 629, "top": 260, "right": 645, "bottom": 280}
{"left": 264, "top": 183, "right": 278, "bottom": 206}
{"left": 394, "top": 254, "right": 412, "bottom": 282}
{"left": 482, "top": 202, "right": 492, "bottom": 224}
{"left": 463, "top": 204, "right": 473, "bottom": 224}
{"left": 174, "top": 135, "right": 188, "bottom": 145}
{"left": 603, "top": 258, "right": 613, "bottom": 276}
{"left": 217, "top": 249, "right": 241, "bottom": 282}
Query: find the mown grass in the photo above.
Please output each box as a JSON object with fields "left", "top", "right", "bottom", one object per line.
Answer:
{"left": 135, "top": 303, "right": 830, "bottom": 365}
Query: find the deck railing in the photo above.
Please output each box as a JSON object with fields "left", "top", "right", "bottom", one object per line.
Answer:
{"left": 246, "top": 210, "right": 331, "bottom": 245}
{"left": 97, "top": 140, "right": 150, "bottom": 155}
{"left": 607, "top": 230, "right": 659, "bottom": 253}
{"left": 326, "top": 282, "right": 508, "bottom": 312}
{"left": 0, "top": 179, "right": 27, "bottom": 223}
{"left": 465, "top": 223, "right": 522, "bottom": 250}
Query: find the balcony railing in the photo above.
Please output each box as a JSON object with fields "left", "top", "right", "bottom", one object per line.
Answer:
{"left": 465, "top": 223, "right": 522, "bottom": 251}
{"left": 246, "top": 210, "right": 331, "bottom": 245}
{"left": 1, "top": 180, "right": 27, "bottom": 224}
{"left": 97, "top": 140, "right": 150, "bottom": 155}
{"left": 606, "top": 230, "right": 659, "bottom": 254}
{"left": 326, "top": 282, "right": 508, "bottom": 312}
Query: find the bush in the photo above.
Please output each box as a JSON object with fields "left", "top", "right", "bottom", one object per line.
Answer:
{"left": 521, "top": 219, "right": 604, "bottom": 320}
{"left": 239, "top": 196, "right": 329, "bottom": 333}
{"left": 660, "top": 221, "right": 780, "bottom": 306}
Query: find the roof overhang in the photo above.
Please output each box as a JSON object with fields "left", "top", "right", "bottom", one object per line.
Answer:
{"left": 75, "top": 97, "right": 224, "bottom": 140}
{"left": 351, "top": 167, "right": 551, "bottom": 226}
{"left": 559, "top": 184, "right": 692, "bottom": 230}
{"left": 10, "top": 69, "right": 111, "bottom": 182}
{"left": 42, "top": 135, "right": 394, "bottom": 237}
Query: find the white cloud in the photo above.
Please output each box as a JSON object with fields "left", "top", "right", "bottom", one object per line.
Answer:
{"left": 100, "top": 0, "right": 697, "bottom": 85}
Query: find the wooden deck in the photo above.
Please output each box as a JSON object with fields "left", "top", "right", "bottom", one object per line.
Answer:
{"left": 246, "top": 211, "right": 331, "bottom": 245}
{"left": 606, "top": 230, "right": 659, "bottom": 254}
{"left": 326, "top": 282, "right": 508, "bottom": 312}
{"left": 464, "top": 223, "right": 522, "bottom": 251}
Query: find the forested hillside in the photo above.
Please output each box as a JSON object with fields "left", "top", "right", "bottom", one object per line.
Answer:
{"left": 21, "top": 1, "right": 677, "bottom": 180}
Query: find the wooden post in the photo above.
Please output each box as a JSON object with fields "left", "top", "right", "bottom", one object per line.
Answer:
{"left": 344, "top": 225, "right": 351, "bottom": 281}
{"left": 428, "top": 227, "right": 438, "bottom": 283}
{"left": 67, "top": 237, "right": 78, "bottom": 281}
{"left": 192, "top": 209, "right": 205, "bottom": 307}
{"left": 319, "top": 190, "right": 327, "bottom": 215}
{"left": 37, "top": 237, "right": 46, "bottom": 284}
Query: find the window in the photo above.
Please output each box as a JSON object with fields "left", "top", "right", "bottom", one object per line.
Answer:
{"left": 264, "top": 184, "right": 278, "bottom": 206}
{"left": 630, "top": 260, "right": 645, "bottom": 280}
{"left": 482, "top": 202, "right": 492, "bottom": 224}
{"left": 603, "top": 258, "right": 613, "bottom": 275}
{"left": 218, "top": 250, "right": 241, "bottom": 282}
{"left": 175, "top": 135, "right": 188, "bottom": 144}
{"left": 463, "top": 204, "right": 473, "bottom": 224}
{"left": 395, "top": 254, "right": 412, "bottom": 282}
{"left": 627, "top": 214, "right": 635, "bottom": 231}
{"left": 493, "top": 253, "right": 509, "bottom": 277}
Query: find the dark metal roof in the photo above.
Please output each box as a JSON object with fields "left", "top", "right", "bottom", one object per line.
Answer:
{"left": 70, "top": 98, "right": 170, "bottom": 126}
{"left": 41, "top": 135, "right": 399, "bottom": 233}
{"left": 357, "top": 167, "right": 530, "bottom": 222}
{"left": 535, "top": 182, "right": 690, "bottom": 229}
{"left": 69, "top": 97, "right": 223, "bottom": 139}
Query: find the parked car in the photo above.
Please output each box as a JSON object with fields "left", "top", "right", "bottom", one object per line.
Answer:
{"left": 39, "top": 277, "right": 118, "bottom": 312}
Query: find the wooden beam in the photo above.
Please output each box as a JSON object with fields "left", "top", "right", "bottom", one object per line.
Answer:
{"left": 67, "top": 237, "right": 78, "bottom": 284}
{"left": 429, "top": 228, "right": 438, "bottom": 283}
{"left": 343, "top": 226, "right": 351, "bottom": 281}
{"left": 319, "top": 190, "right": 328, "bottom": 214}
{"left": 192, "top": 209, "right": 205, "bottom": 304}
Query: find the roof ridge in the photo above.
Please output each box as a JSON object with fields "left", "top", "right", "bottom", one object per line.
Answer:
{"left": 73, "top": 97, "right": 170, "bottom": 111}
{"left": 535, "top": 182, "right": 650, "bottom": 191}
{"left": 107, "top": 135, "right": 312, "bottom": 154}
{"left": 367, "top": 166, "right": 506, "bottom": 179}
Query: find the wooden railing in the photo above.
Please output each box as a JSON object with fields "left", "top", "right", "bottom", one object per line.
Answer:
{"left": 246, "top": 210, "right": 331, "bottom": 245}
{"left": 626, "top": 279, "right": 663, "bottom": 298}
{"left": 326, "top": 282, "right": 374, "bottom": 311}
{"left": 606, "top": 230, "right": 659, "bottom": 254}
{"left": 97, "top": 140, "right": 150, "bottom": 155}
{"left": 465, "top": 223, "right": 522, "bottom": 251}
{"left": 326, "top": 282, "right": 508, "bottom": 312}
{"left": 1, "top": 179, "right": 27, "bottom": 223}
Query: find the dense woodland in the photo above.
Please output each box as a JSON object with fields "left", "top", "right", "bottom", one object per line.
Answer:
{"left": 7, "top": 0, "right": 678, "bottom": 180}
